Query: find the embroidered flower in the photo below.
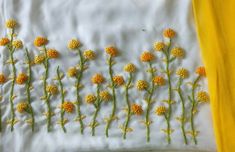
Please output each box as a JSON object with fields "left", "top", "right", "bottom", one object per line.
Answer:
{"left": 153, "top": 76, "right": 165, "bottom": 86}
{"left": 124, "top": 63, "right": 136, "bottom": 73}
{"left": 67, "top": 39, "right": 81, "bottom": 50}
{"left": 85, "top": 94, "right": 97, "bottom": 104}
{"left": 47, "top": 49, "right": 59, "bottom": 59}
{"left": 67, "top": 67, "right": 77, "bottom": 77}
{"left": 136, "top": 80, "right": 148, "bottom": 91}
{"left": 171, "top": 47, "right": 184, "bottom": 58}
{"left": 99, "top": 91, "right": 112, "bottom": 101}
{"left": 176, "top": 68, "right": 189, "bottom": 79}
{"left": 16, "top": 102, "right": 29, "bottom": 113}
{"left": 12, "top": 40, "right": 23, "bottom": 49}
{"left": 153, "top": 42, "right": 165, "bottom": 51}
{"left": 0, "top": 73, "right": 6, "bottom": 84}
{"left": 91, "top": 73, "right": 105, "bottom": 84}
{"left": 83, "top": 50, "right": 96, "bottom": 60}
{"left": 105, "top": 46, "right": 118, "bottom": 57}
{"left": 155, "top": 106, "right": 167, "bottom": 116}
{"left": 16, "top": 73, "right": 28, "bottom": 85}
{"left": 163, "top": 28, "right": 176, "bottom": 38}
{"left": 131, "top": 104, "right": 143, "bottom": 115}
{"left": 140, "top": 51, "right": 155, "bottom": 62}
{"left": 62, "top": 101, "right": 75, "bottom": 113}
{"left": 34, "top": 37, "right": 48, "bottom": 47}
{"left": 46, "top": 85, "right": 58, "bottom": 95}
{"left": 34, "top": 55, "right": 45, "bottom": 64}
{"left": 113, "top": 75, "right": 125, "bottom": 86}
{"left": 0, "top": 37, "right": 10, "bottom": 46}
{"left": 197, "top": 91, "right": 209, "bottom": 102}
{"left": 5, "top": 19, "right": 17, "bottom": 29}
{"left": 196, "top": 66, "right": 206, "bottom": 77}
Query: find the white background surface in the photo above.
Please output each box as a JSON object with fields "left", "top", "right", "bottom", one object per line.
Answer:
{"left": 0, "top": 0, "right": 216, "bottom": 151}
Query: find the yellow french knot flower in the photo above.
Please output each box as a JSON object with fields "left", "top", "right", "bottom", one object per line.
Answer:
{"left": 124, "top": 63, "right": 136, "bottom": 73}
{"left": 5, "top": 19, "right": 17, "bottom": 29}
{"left": 136, "top": 80, "right": 148, "bottom": 91}
{"left": 91, "top": 73, "right": 105, "bottom": 84}
{"left": 197, "top": 91, "right": 209, "bottom": 102}
{"left": 16, "top": 102, "right": 29, "bottom": 113}
{"left": 85, "top": 94, "right": 97, "bottom": 104}
{"left": 67, "top": 67, "right": 77, "bottom": 77}
{"left": 62, "top": 101, "right": 75, "bottom": 113}
{"left": 83, "top": 50, "right": 96, "bottom": 60}
{"left": 16, "top": 73, "right": 28, "bottom": 85}
{"left": 47, "top": 49, "right": 59, "bottom": 59}
{"left": 140, "top": 51, "right": 155, "bottom": 62}
{"left": 155, "top": 106, "right": 167, "bottom": 116}
{"left": 113, "top": 75, "right": 125, "bottom": 86}
{"left": 0, "top": 37, "right": 10, "bottom": 46}
{"left": 196, "top": 66, "right": 206, "bottom": 77}
{"left": 153, "top": 42, "right": 165, "bottom": 51}
{"left": 12, "top": 40, "right": 23, "bottom": 49}
{"left": 105, "top": 46, "right": 118, "bottom": 57}
{"left": 171, "top": 47, "right": 184, "bottom": 58}
{"left": 131, "top": 104, "right": 143, "bottom": 115}
{"left": 34, "top": 37, "right": 48, "bottom": 47}
{"left": 99, "top": 91, "right": 112, "bottom": 101}
{"left": 46, "top": 85, "right": 58, "bottom": 95}
{"left": 0, "top": 73, "right": 6, "bottom": 84}
{"left": 163, "top": 28, "right": 176, "bottom": 38}
{"left": 67, "top": 39, "right": 81, "bottom": 50}
{"left": 176, "top": 68, "right": 189, "bottom": 79}
{"left": 153, "top": 76, "right": 165, "bottom": 86}
{"left": 34, "top": 55, "right": 45, "bottom": 64}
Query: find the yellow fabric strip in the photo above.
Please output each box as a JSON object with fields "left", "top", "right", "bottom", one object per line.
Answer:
{"left": 192, "top": 0, "right": 235, "bottom": 152}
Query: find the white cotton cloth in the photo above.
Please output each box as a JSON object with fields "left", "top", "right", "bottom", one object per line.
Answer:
{"left": 0, "top": 0, "right": 216, "bottom": 152}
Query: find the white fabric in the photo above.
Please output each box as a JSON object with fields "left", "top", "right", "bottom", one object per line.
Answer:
{"left": 0, "top": 0, "right": 216, "bottom": 151}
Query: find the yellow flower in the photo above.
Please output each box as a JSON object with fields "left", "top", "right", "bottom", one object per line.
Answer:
{"left": 153, "top": 76, "right": 165, "bottom": 86}
{"left": 34, "top": 37, "right": 48, "bottom": 47}
{"left": 67, "top": 67, "right": 77, "bottom": 77}
{"left": 196, "top": 66, "right": 206, "bottom": 77}
{"left": 16, "top": 102, "right": 29, "bottom": 113}
{"left": 136, "top": 80, "right": 148, "bottom": 91}
{"left": 12, "top": 40, "right": 23, "bottom": 49}
{"left": 176, "top": 68, "right": 189, "bottom": 79}
{"left": 67, "top": 39, "right": 81, "bottom": 50}
{"left": 91, "top": 73, "right": 105, "bottom": 84}
{"left": 5, "top": 19, "right": 17, "bottom": 29}
{"left": 105, "top": 46, "right": 118, "bottom": 57}
{"left": 34, "top": 55, "right": 45, "bottom": 64}
{"left": 197, "top": 91, "right": 209, "bottom": 102}
{"left": 153, "top": 42, "right": 165, "bottom": 51}
{"left": 171, "top": 47, "right": 184, "bottom": 58}
{"left": 85, "top": 94, "right": 97, "bottom": 104}
{"left": 99, "top": 91, "right": 112, "bottom": 101}
{"left": 16, "top": 73, "right": 28, "bottom": 85}
{"left": 131, "top": 104, "right": 143, "bottom": 115}
{"left": 140, "top": 51, "right": 155, "bottom": 62}
{"left": 47, "top": 49, "right": 59, "bottom": 59}
{"left": 46, "top": 85, "right": 58, "bottom": 95}
{"left": 113, "top": 75, "right": 125, "bottom": 86}
{"left": 155, "top": 106, "right": 167, "bottom": 116}
{"left": 124, "top": 63, "right": 136, "bottom": 73}
{"left": 62, "top": 101, "right": 75, "bottom": 113}
{"left": 83, "top": 50, "right": 96, "bottom": 60}
{"left": 0, "top": 37, "right": 10, "bottom": 46}
{"left": 0, "top": 73, "right": 6, "bottom": 84}
{"left": 163, "top": 28, "right": 176, "bottom": 38}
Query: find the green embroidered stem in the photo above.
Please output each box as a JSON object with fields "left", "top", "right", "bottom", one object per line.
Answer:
{"left": 43, "top": 45, "right": 51, "bottom": 132}
{"left": 25, "top": 48, "right": 35, "bottom": 132}
{"left": 75, "top": 49, "right": 86, "bottom": 134}
{"left": 105, "top": 56, "right": 116, "bottom": 137}
{"left": 57, "top": 66, "right": 66, "bottom": 133}
{"left": 91, "top": 84, "right": 101, "bottom": 136}
{"left": 145, "top": 62, "right": 155, "bottom": 142}
{"left": 176, "top": 78, "right": 188, "bottom": 144}
{"left": 123, "top": 73, "right": 133, "bottom": 139}
{"left": 189, "top": 75, "right": 200, "bottom": 144}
